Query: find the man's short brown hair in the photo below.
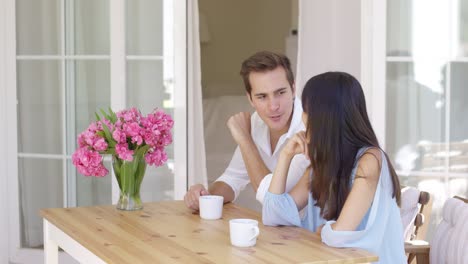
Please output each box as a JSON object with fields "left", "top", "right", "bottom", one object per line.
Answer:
{"left": 240, "top": 51, "right": 295, "bottom": 96}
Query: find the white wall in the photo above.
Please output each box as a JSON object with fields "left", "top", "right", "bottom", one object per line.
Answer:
{"left": 297, "top": 0, "right": 361, "bottom": 95}
{"left": 199, "top": 0, "right": 293, "bottom": 97}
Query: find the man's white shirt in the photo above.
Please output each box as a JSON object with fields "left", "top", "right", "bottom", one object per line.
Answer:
{"left": 215, "top": 97, "right": 310, "bottom": 204}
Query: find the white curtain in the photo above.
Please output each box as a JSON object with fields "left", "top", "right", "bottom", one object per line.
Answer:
{"left": 296, "top": 0, "right": 361, "bottom": 97}
{"left": 187, "top": 0, "right": 208, "bottom": 187}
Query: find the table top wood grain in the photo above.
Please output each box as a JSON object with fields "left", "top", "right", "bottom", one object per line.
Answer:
{"left": 40, "top": 201, "right": 378, "bottom": 263}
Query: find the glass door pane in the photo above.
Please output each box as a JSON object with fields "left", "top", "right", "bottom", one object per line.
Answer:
{"left": 71, "top": 61, "right": 111, "bottom": 134}
{"left": 126, "top": 0, "right": 163, "bottom": 55}
{"left": 387, "top": 0, "right": 412, "bottom": 56}
{"left": 386, "top": 0, "right": 468, "bottom": 240}
{"left": 448, "top": 62, "right": 468, "bottom": 198}
{"left": 63, "top": 0, "right": 111, "bottom": 208}
{"left": 18, "top": 158, "right": 63, "bottom": 247}
{"left": 17, "top": 59, "right": 63, "bottom": 248}
{"left": 17, "top": 61, "right": 63, "bottom": 154}
{"left": 16, "top": 0, "right": 60, "bottom": 55}
{"left": 386, "top": 61, "right": 446, "bottom": 174}
{"left": 125, "top": 0, "right": 175, "bottom": 201}
{"left": 70, "top": 0, "right": 109, "bottom": 55}
{"left": 126, "top": 61, "right": 165, "bottom": 114}
{"left": 457, "top": 0, "right": 468, "bottom": 57}
{"left": 68, "top": 60, "right": 111, "bottom": 207}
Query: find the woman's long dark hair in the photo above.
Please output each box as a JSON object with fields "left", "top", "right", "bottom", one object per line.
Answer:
{"left": 301, "top": 72, "right": 401, "bottom": 220}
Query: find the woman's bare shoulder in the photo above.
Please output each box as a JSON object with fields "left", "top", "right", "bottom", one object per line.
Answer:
{"left": 355, "top": 147, "right": 382, "bottom": 182}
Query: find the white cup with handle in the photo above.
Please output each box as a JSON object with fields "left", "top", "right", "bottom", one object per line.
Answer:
{"left": 229, "top": 219, "right": 260, "bottom": 247}
{"left": 199, "top": 195, "right": 224, "bottom": 220}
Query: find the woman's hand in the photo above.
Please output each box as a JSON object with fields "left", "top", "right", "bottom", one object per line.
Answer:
{"left": 316, "top": 224, "right": 324, "bottom": 235}
{"left": 282, "top": 131, "right": 309, "bottom": 159}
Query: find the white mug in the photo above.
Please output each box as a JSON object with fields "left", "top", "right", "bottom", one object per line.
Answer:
{"left": 229, "top": 219, "right": 260, "bottom": 247}
{"left": 199, "top": 195, "right": 224, "bottom": 220}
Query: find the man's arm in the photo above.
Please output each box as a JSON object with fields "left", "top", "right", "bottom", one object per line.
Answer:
{"left": 227, "top": 112, "right": 270, "bottom": 191}
{"left": 236, "top": 137, "right": 270, "bottom": 191}
{"left": 209, "top": 181, "right": 235, "bottom": 203}
{"left": 185, "top": 112, "right": 266, "bottom": 211}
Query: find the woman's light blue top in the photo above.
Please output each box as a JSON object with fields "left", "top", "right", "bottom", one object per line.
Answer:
{"left": 262, "top": 147, "right": 406, "bottom": 264}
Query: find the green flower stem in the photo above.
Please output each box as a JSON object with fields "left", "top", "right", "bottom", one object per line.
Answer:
{"left": 113, "top": 152, "right": 147, "bottom": 210}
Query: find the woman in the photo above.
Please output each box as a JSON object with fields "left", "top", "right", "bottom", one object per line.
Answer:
{"left": 262, "top": 72, "right": 406, "bottom": 263}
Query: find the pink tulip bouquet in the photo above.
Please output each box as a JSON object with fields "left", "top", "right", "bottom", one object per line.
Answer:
{"left": 72, "top": 107, "right": 173, "bottom": 210}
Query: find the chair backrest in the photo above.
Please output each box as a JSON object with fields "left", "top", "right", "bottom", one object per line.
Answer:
{"left": 400, "top": 186, "right": 432, "bottom": 241}
{"left": 430, "top": 196, "right": 468, "bottom": 264}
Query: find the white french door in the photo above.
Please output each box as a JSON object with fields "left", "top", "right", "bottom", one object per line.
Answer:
{"left": 1, "top": 0, "right": 187, "bottom": 262}
{"left": 363, "top": 0, "right": 468, "bottom": 240}
{"left": 384, "top": 0, "right": 468, "bottom": 239}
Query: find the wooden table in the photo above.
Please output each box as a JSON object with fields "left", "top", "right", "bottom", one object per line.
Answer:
{"left": 40, "top": 201, "right": 378, "bottom": 263}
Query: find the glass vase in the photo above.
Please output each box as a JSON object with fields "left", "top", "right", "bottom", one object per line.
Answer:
{"left": 112, "top": 153, "right": 147, "bottom": 210}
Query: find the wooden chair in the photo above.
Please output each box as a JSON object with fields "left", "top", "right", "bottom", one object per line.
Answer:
{"left": 405, "top": 196, "right": 468, "bottom": 264}
{"left": 400, "top": 186, "right": 433, "bottom": 263}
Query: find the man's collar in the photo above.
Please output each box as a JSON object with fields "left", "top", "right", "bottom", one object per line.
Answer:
{"left": 287, "top": 97, "right": 304, "bottom": 136}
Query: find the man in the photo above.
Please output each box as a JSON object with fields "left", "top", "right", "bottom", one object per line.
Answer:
{"left": 184, "top": 51, "right": 309, "bottom": 210}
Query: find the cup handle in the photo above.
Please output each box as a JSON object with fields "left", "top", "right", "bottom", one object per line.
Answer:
{"left": 249, "top": 226, "right": 260, "bottom": 241}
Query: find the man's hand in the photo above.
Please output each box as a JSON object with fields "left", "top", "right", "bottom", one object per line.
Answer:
{"left": 227, "top": 112, "right": 252, "bottom": 145}
{"left": 184, "top": 184, "right": 210, "bottom": 211}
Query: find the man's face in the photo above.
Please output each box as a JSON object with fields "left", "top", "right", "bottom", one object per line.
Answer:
{"left": 248, "top": 67, "right": 295, "bottom": 134}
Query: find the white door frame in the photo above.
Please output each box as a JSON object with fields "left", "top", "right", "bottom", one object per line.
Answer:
{"left": 109, "top": 0, "right": 128, "bottom": 204}
{"left": 173, "top": 0, "right": 188, "bottom": 199}
{"left": 1, "top": 0, "right": 21, "bottom": 262}
{"left": 360, "top": 0, "right": 387, "bottom": 148}
{"left": 0, "top": 1, "right": 10, "bottom": 263}
{"left": 0, "top": 0, "right": 187, "bottom": 262}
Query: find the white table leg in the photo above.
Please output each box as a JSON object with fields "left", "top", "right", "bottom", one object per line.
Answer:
{"left": 43, "top": 219, "right": 58, "bottom": 264}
